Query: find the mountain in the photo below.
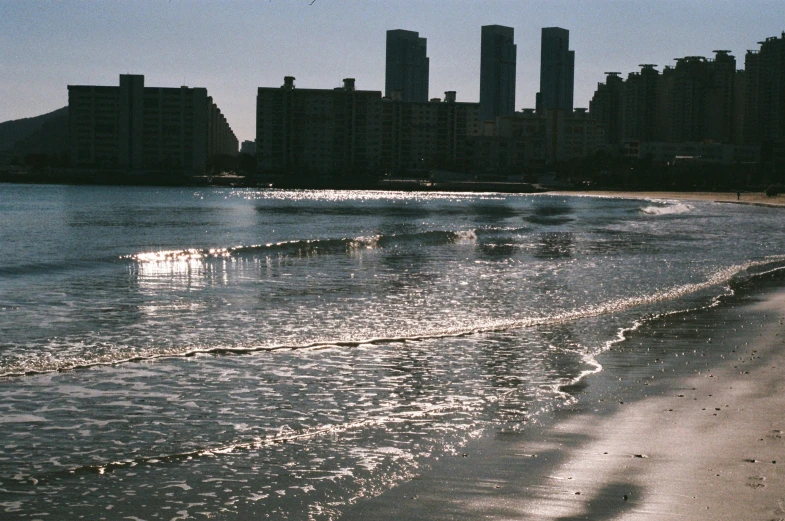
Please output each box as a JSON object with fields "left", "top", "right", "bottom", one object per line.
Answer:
{"left": 0, "top": 107, "right": 69, "bottom": 155}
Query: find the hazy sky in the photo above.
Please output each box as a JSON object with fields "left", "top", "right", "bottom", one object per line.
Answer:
{"left": 2, "top": 0, "right": 784, "bottom": 142}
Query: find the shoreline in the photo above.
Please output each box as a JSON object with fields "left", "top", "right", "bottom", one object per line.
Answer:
{"left": 5, "top": 179, "right": 785, "bottom": 207}
{"left": 341, "top": 271, "right": 785, "bottom": 520}
{"left": 546, "top": 189, "right": 785, "bottom": 207}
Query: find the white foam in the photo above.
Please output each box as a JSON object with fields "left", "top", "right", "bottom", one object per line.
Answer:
{"left": 0, "top": 414, "right": 48, "bottom": 424}
{"left": 640, "top": 202, "right": 693, "bottom": 215}
{"left": 454, "top": 230, "right": 478, "bottom": 243}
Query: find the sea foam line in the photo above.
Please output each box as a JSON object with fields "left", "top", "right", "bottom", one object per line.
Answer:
{"left": 31, "top": 401, "right": 466, "bottom": 481}
{"left": 3, "top": 257, "right": 785, "bottom": 379}
{"left": 550, "top": 256, "right": 785, "bottom": 406}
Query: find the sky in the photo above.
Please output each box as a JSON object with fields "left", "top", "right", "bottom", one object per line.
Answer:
{"left": 1, "top": 0, "right": 784, "bottom": 143}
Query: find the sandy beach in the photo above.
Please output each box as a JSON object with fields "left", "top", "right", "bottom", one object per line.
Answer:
{"left": 548, "top": 190, "right": 785, "bottom": 208}
{"left": 342, "top": 272, "right": 785, "bottom": 519}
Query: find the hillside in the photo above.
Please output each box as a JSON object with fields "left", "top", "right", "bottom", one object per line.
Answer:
{"left": 0, "top": 107, "right": 68, "bottom": 154}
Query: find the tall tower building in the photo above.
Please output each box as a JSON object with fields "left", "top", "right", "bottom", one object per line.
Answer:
{"left": 539, "top": 27, "right": 575, "bottom": 113}
{"left": 385, "top": 29, "right": 429, "bottom": 102}
{"left": 480, "top": 25, "right": 517, "bottom": 121}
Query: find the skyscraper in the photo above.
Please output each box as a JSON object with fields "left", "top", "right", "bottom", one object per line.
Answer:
{"left": 539, "top": 27, "right": 575, "bottom": 113}
{"left": 385, "top": 29, "right": 429, "bottom": 102}
{"left": 480, "top": 25, "right": 517, "bottom": 121}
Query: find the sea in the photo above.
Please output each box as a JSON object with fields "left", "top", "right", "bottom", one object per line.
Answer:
{"left": 1, "top": 184, "right": 784, "bottom": 520}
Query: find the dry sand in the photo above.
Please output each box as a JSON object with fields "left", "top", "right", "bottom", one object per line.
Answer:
{"left": 342, "top": 278, "right": 785, "bottom": 520}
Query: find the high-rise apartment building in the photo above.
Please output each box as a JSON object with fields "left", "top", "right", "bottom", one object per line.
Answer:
{"left": 622, "top": 64, "right": 660, "bottom": 143}
{"left": 668, "top": 56, "right": 711, "bottom": 142}
{"left": 256, "top": 77, "right": 481, "bottom": 178}
{"left": 381, "top": 91, "right": 481, "bottom": 174}
{"left": 589, "top": 51, "right": 739, "bottom": 147}
{"left": 589, "top": 72, "right": 624, "bottom": 145}
{"left": 68, "top": 74, "right": 238, "bottom": 174}
{"left": 744, "top": 34, "right": 785, "bottom": 145}
{"left": 666, "top": 53, "right": 736, "bottom": 143}
{"left": 480, "top": 25, "right": 517, "bottom": 121}
{"left": 385, "top": 30, "right": 429, "bottom": 102}
{"left": 704, "top": 50, "right": 736, "bottom": 144}
{"left": 539, "top": 27, "right": 575, "bottom": 113}
{"left": 743, "top": 50, "right": 761, "bottom": 145}
{"left": 256, "top": 77, "right": 383, "bottom": 178}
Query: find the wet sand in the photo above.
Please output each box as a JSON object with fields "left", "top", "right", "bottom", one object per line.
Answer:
{"left": 342, "top": 274, "right": 785, "bottom": 520}
{"left": 547, "top": 190, "right": 785, "bottom": 208}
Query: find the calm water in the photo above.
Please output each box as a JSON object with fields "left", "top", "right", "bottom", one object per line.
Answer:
{"left": 1, "top": 184, "right": 784, "bottom": 520}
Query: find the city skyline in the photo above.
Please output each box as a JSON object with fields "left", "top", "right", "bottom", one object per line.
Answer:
{"left": 2, "top": 1, "right": 785, "bottom": 142}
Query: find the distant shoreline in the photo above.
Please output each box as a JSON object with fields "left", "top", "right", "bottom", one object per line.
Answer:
{"left": 3, "top": 172, "right": 785, "bottom": 207}
{"left": 545, "top": 189, "right": 785, "bottom": 207}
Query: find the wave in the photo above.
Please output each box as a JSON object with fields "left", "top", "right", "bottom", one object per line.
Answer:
{"left": 0, "top": 259, "right": 99, "bottom": 278}
{"left": 33, "top": 401, "right": 465, "bottom": 480}
{"left": 0, "top": 228, "right": 508, "bottom": 278}
{"left": 256, "top": 203, "right": 516, "bottom": 219}
{"left": 4, "top": 256, "right": 785, "bottom": 379}
{"left": 640, "top": 202, "right": 693, "bottom": 215}
{"left": 124, "top": 229, "right": 479, "bottom": 264}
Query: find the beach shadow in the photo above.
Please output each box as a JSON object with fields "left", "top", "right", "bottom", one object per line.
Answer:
{"left": 555, "top": 482, "right": 643, "bottom": 521}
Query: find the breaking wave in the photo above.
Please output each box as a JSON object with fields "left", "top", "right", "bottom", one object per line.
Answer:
{"left": 640, "top": 202, "right": 694, "bottom": 215}
{"left": 124, "top": 229, "right": 481, "bottom": 264}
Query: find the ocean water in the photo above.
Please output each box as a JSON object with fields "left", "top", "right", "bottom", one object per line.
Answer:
{"left": 1, "top": 184, "right": 784, "bottom": 520}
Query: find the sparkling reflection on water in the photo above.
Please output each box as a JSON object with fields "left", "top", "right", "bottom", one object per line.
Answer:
{"left": 1, "top": 186, "right": 785, "bottom": 519}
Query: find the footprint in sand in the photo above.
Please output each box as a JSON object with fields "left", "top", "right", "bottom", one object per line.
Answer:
{"left": 747, "top": 475, "right": 766, "bottom": 489}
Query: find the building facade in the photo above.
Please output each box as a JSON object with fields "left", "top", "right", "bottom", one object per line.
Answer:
{"left": 589, "top": 72, "right": 624, "bottom": 145}
{"left": 385, "top": 29, "right": 429, "bottom": 102}
{"left": 546, "top": 108, "right": 604, "bottom": 163}
{"left": 636, "top": 142, "right": 760, "bottom": 164}
{"left": 256, "top": 77, "right": 480, "bottom": 179}
{"left": 68, "top": 74, "right": 237, "bottom": 174}
{"left": 256, "top": 77, "right": 383, "bottom": 179}
{"left": 468, "top": 110, "right": 545, "bottom": 174}
{"left": 622, "top": 64, "right": 660, "bottom": 143}
{"left": 480, "top": 25, "right": 517, "bottom": 122}
{"left": 589, "top": 51, "right": 742, "bottom": 148}
{"left": 381, "top": 91, "right": 481, "bottom": 174}
{"left": 539, "top": 27, "right": 575, "bottom": 113}
{"left": 240, "top": 140, "right": 257, "bottom": 155}
{"left": 465, "top": 107, "right": 601, "bottom": 173}
{"left": 744, "top": 34, "right": 785, "bottom": 145}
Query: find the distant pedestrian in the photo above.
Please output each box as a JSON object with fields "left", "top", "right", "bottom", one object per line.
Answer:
{"left": 737, "top": 191, "right": 740, "bottom": 200}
